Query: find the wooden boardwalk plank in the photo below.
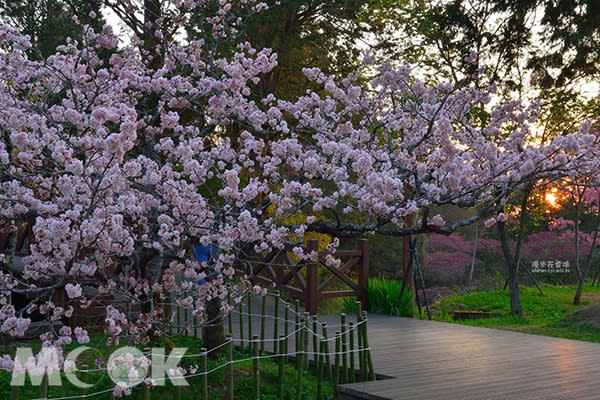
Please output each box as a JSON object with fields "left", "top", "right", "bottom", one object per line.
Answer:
{"left": 230, "top": 296, "right": 600, "bottom": 400}
{"left": 337, "top": 315, "right": 600, "bottom": 400}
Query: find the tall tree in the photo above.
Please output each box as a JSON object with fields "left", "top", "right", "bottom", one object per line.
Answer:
{"left": 0, "top": 0, "right": 104, "bottom": 58}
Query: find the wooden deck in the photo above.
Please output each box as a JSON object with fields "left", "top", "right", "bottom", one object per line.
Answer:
{"left": 335, "top": 314, "right": 600, "bottom": 400}
{"left": 232, "top": 297, "right": 600, "bottom": 399}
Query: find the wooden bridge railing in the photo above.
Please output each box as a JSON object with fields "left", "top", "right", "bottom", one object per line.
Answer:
{"left": 236, "top": 239, "right": 369, "bottom": 314}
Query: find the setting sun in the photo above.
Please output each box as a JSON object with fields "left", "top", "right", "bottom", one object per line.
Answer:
{"left": 545, "top": 188, "right": 560, "bottom": 208}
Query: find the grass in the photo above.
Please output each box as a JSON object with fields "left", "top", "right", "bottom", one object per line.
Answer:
{"left": 343, "top": 276, "right": 412, "bottom": 317}
{"left": 432, "top": 284, "right": 600, "bottom": 342}
{"left": 0, "top": 336, "right": 335, "bottom": 400}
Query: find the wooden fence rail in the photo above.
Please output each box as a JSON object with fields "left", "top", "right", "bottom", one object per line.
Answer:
{"left": 236, "top": 239, "right": 369, "bottom": 314}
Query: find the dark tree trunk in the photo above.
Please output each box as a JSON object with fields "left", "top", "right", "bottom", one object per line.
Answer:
{"left": 202, "top": 297, "right": 225, "bottom": 359}
{"left": 574, "top": 191, "right": 600, "bottom": 305}
{"left": 498, "top": 221, "right": 522, "bottom": 315}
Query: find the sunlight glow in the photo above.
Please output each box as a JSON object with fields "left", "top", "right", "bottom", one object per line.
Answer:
{"left": 545, "top": 187, "right": 560, "bottom": 208}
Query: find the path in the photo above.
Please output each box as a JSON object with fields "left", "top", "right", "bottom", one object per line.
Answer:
{"left": 337, "top": 315, "right": 600, "bottom": 400}
{"left": 231, "top": 296, "right": 600, "bottom": 400}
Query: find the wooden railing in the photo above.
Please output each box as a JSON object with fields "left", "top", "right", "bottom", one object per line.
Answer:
{"left": 236, "top": 239, "right": 369, "bottom": 314}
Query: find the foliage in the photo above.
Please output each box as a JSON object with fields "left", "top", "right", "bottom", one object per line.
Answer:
{"left": 0, "top": 0, "right": 104, "bottom": 58}
{"left": 343, "top": 277, "right": 412, "bottom": 317}
{"left": 396, "top": 1, "right": 600, "bottom": 91}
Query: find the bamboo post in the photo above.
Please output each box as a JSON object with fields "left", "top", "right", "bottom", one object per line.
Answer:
{"left": 295, "top": 317, "right": 303, "bottom": 371}
{"left": 169, "top": 292, "right": 174, "bottom": 335}
{"left": 295, "top": 324, "right": 304, "bottom": 400}
{"left": 358, "top": 239, "right": 369, "bottom": 312}
{"left": 357, "top": 321, "right": 365, "bottom": 380}
{"left": 362, "top": 311, "right": 376, "bottom": 381}
{"left": 341, "top": 313, "right": 348, "bottom": 383}
{"left": 349, "top": 321, "right": 355, "bottom": 383}
{"left": 356, "top": 301, "right": 365, "bottom": 381}
{"left": 294, "top": 299, "right": 300, "bottom": 355}
{"left": 175, "top": 295, "right": 180, "bottom": 334}
{"left": 10, "top": 386, "right": 19, "bottom": 400}
{"left": 322, "top": 322, "right": 332, "bottom": 380}
{"left": 273, "top": 291, "right": 280, "bottom": 353}
{"left": 227, "top": 291, "right": 233, "bottom": 338}
{"left": 312, "top": 315, "right": 318, "bottom": 365}
{"left": 248, "top": 294, "right": 253, "bottom": 344}
{"left": 306, "top": 239, "right": 319, "bottom": 314}
{"left": 175, "top": 384, "right": 181, "bottom": 400}
{"left": 201, "top": 347, "right": 208, "bottom": 400}
{"left": 186, "top": 291, "right": 192, "bottom": 337}
{"left": 39, "top": 374, "right": 48, "bottom": 399}
{"left": 143, "top": 382, "right": 150, "bottom": 400}
{"left": 278, "top": 335, "right": 285, "bottom": 400}
{"left": 334, "top": 332, "right": 341, "bottom": 385}
{"left": 80, "top": 365, "right": 88, "bottom": 397}
{"left": 317, "top": 339, "right": 325, "bottom": 400}
{"left": 303, "top": 312, "right": 310, "bottom": 370}
{"left": 260, "top": 295, "right": 267, "bottom": 354}
{"left": 358, "top": 313, "right": 365, "bottom": 382}
{"left": 253, "top": 335, "right": 260, "bottom": 400}
{"left": 227, "top": 334, "right": 234, "bottom": 400}
{"left": 284, "top": 302, "right": 290, "bottom": 362}
{"left": 239, "top": 299, "right": 245, "bottom": 342}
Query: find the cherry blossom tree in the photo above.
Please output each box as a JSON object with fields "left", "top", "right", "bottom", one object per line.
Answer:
{"left": 0, "top": 0, "right": 599, "bottom": 384}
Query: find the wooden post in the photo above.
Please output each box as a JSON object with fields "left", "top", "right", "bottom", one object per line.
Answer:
{"left": 273, "top": 291, "right": 280, "bottom": 353}
{"left": 341, "top": 313, "right": 348, "bottom": 383}
{"left": 253, "top": 335, "right": 260, "bottom": 400}
{"left": 322, "top": 322, "right": 332, "bottom": 380}
{"left": 334, "top": 332, "right": 341, "bottom": 385}
{"left": 358, "top": 239, "right": 369, "bottom": 312}
{"left": 201, "top": 347, "right": 208, "bottom": 400}
{"left": 306, "top": 239, "right": 319, "bottom": 314}
{"left": 260, "top": 295, "right": 267, "bottom": 354}
{"left": 362, "top": 311, "right": 376, "bottom": 381}
{"left": 278, "top": 335, "right": 285, "bottom": 400}
{"left": 317, "top": 339, "right": 325, "bottom": 400}
{"left": 349, "top": 321, "right": 355, "bottom": 383}
{"left": 226, "top": 334, "right": 234, "bottom": 400}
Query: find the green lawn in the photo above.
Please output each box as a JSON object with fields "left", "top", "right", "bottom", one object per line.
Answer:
{"left": 0, "top": 336, "right": 335, "bottom": 400}
{"left": 432, "top": 284, "right": 600, "bottom": 342}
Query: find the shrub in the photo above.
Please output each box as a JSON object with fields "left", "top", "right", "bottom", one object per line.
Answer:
{"left": 343, "top": 277, "right": 412, "bottom": 317}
